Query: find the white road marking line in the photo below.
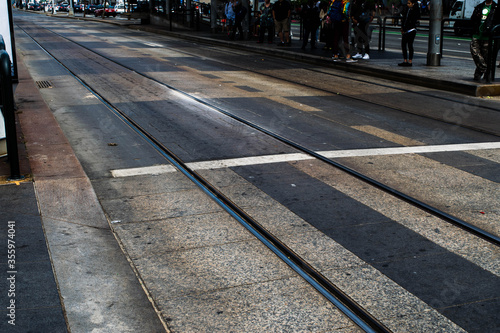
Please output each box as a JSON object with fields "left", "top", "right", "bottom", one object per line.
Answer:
{"left": 111, "top": 142, "right": 500, "bottom": 177}
{"left": 144, "top": 42, "right": 163, "bottom": 47}
{"left": 111, "top": 165, "right": 177, "bottom": 178}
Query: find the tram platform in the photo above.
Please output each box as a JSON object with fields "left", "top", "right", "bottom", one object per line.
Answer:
{"left": 136, "top": 23, "right": 500, "bottom": 97}
{"left": 42, "top": 11, "right": 500, "bottom": 96}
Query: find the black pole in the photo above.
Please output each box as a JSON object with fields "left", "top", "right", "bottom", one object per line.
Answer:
{"left": 427, "top": 0, "right": 443, "bottom": 65}
{"left": 0, "top": 51, "right": 22, "bottom": 180}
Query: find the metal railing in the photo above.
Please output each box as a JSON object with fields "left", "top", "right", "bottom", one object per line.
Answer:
{"left": 485, "top": 24, "right": 500, "bottom": 83}
{"left": 168, "top": 6, "right": 201, "bottom": 31}
{"left": 0, "top": 35, "right": 22, "bottom": 180}
{"left": 382, "top": 16, "right": 402, "bottom": 51}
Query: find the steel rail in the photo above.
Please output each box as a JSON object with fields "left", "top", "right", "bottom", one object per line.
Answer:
{"left": 20, "top": 19, "right": 500, "bottom": 246}
{"left": 19, "top": 24, "right": 392, "bottom": 333}
{"left": 29, "top": 24, "right": 500, "bottom": 247}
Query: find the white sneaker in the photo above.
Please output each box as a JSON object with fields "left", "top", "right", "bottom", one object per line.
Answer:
{"left": 352, "top": 53, "right": 363, "bottom": 59}
{"left": 346, "top": 58, "right": 357, "bottom": 63}
{"left": 362, "top": 54, "right": 370, "bottom": 60}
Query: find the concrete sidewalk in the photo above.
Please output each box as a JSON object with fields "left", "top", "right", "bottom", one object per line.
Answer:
{"left": 0, "top": 54, "right": 166, "bottom": 332}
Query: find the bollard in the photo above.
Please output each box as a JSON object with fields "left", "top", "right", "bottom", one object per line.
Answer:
{"left": 0, "top": 50, "right": 22, "bottom": 180}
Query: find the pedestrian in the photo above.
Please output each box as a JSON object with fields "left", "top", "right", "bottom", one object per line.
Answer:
{"left": 320, "top": 1, "right": 333, "bottom": 50}
{"left": 225, "top": 0, "right": 236, "bottom": 39}
{"left": 258, "top": 0, "right": 275, "bottom": 43}
{"left": 301, "top": 0, "right": 321, "bottom": 49}
{"left": 273, "top": 0, "right": 292, "bottom": 46}
{"left": 330, "top": 0, "right": 356, "bottom": 62}
{"left": 351, "top": 0, "right": 373, "bottom": 59}
{"left": 232, "top": 0, "right": 247, "bottom": 40}
{"left": 470, "top": 0, "right": 499, "bottom": 80}
{"left": 398, "top": 0, "right": 420, "bottom": 67}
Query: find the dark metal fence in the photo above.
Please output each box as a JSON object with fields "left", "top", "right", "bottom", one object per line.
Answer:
{"left": 485, "top": 24, "right": 500, "bottom": 83}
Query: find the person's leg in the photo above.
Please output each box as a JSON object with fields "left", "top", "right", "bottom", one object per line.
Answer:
{"left": 332, "top": 22, "right": 341, "bottom": 58}
{"left": 407, "top": 30, "right": 417, "bottom": 63}
{"left": 342, "top": 21, "right": 352, "bottom": 59}
{"left": 362, "top": 22, "right": 370, "bottom": 55}
{"left": 302, "top": 27, "right": 311, "bottom": 48}
{"left": 259, "top": 23, "right": 265, "bottom": 42}
{"left": 276, "top": 20, "right": 284, "bottom": 44}
{"left": 353, "top": 25, "right": 363, "bottom": 56}
{"left": 268, "top": 26, "right": 274, "bottom": 43}
{"left": 401, "top": 34, "right": 408, "bottom": 61}
{"left": 311, "top": 26, "right": 318, "bottom": 48}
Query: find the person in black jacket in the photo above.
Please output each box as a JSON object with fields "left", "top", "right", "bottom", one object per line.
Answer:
{"left": 351, "top": 0, "right": 374, "bottom": 59}
{"left": 398, "top": 0, "right": 420, "bottom": 67}
{"left": 470, "top": 0, "right": 498, "bottom": 80}
{"left": 301, "top": 0, "right": 321, "bottom": 49}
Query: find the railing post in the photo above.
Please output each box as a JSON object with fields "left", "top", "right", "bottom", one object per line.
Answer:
{"left": 485, "top": 24, "right": 500, "bottom": 83}
{"left": 375, "top": 16, "right": 382, "bottom": 51}
{"left": 0, "top": 50, "right": 22, "bottom": 180}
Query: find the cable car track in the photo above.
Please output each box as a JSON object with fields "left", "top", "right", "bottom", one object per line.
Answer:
{"left": 17, "top": 21, "right": 500, "bottom": 247}
{"left": 15, "top": 15, "right": 500, "bottom": 332}
{"left": 18, "top": 22, "right": 393, "bottom": 333}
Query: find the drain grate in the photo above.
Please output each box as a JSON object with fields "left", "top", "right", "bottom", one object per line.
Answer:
{"left": 36, "top": 81, "right": 53, "bottom": 89}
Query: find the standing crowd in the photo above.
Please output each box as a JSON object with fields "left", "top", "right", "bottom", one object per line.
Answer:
{"left": 223, "top": 0, "right": 375, "bottom": 60}
{"left": 223, "top": 0, "right": 500, "bottom": 76}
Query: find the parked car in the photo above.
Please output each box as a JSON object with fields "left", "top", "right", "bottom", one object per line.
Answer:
{"left": 84, "top": 4, "right": 98, "bottom": 14}
{"left": 114, "top": 4, "right": 125, "bottom": 13}
{"left": 95, "top": 5, "right": 117, "bottom": 17}
{"left": 28, "top": 2, "right": 41, "bottom": 10}
{"left": 56, "top": 3, "right": 69, "bottom": 11}
{"left": 73, "top": 4, "right": 84, "bottom": 12}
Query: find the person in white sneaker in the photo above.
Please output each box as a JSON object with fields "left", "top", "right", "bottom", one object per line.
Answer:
{"left": 351, "top": 0, "right": 373, "bottom": 60}
{"left": 329, "top": 0, "right": 357, "bottom": 62}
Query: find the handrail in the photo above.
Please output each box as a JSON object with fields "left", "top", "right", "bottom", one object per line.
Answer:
{"left": 382, "top": 16, "right": 401, "bottom": 51}
{"left": 373, "top": 16, "right": 383, "bottom": 51}
{"left": 0, "top": 49, "right": 22, "bottom": 180}
{"left": 485, "top": 24, "right": 500, "bottom": 83}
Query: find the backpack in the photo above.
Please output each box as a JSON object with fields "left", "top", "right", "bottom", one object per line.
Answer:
{"left": 235, "top": 3, "right": 247, "bottom": 20}
{"left": 329, "top": 0, "right": 347, "bottom": 22}
{"left": 329, "top": 0, "right": 342, "bottom": 22}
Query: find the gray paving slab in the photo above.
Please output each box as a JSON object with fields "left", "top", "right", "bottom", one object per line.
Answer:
{"left": 113, "top": 212, "right": 254, "bottom": 254}
{"left": 100, "top": 187, "right": 224, "bottom": 223}
{"left": 41, "top": 217, "right": 166, "bottom": 333}
{"left": 105, "top": 174, "right": 364, "bottom": 332}
{"left": 91, "top": 172, "right": 198, "bottom": 199}
{"left": 155, "top": 276, "right": 363, "bottom": 333}
{"left": 35, "top": 177, "right": 109, "bottom": 229}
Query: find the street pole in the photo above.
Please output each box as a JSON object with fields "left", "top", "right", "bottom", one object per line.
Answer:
{"left": 427, "top": 0, "right": 443, "bottom": 66}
